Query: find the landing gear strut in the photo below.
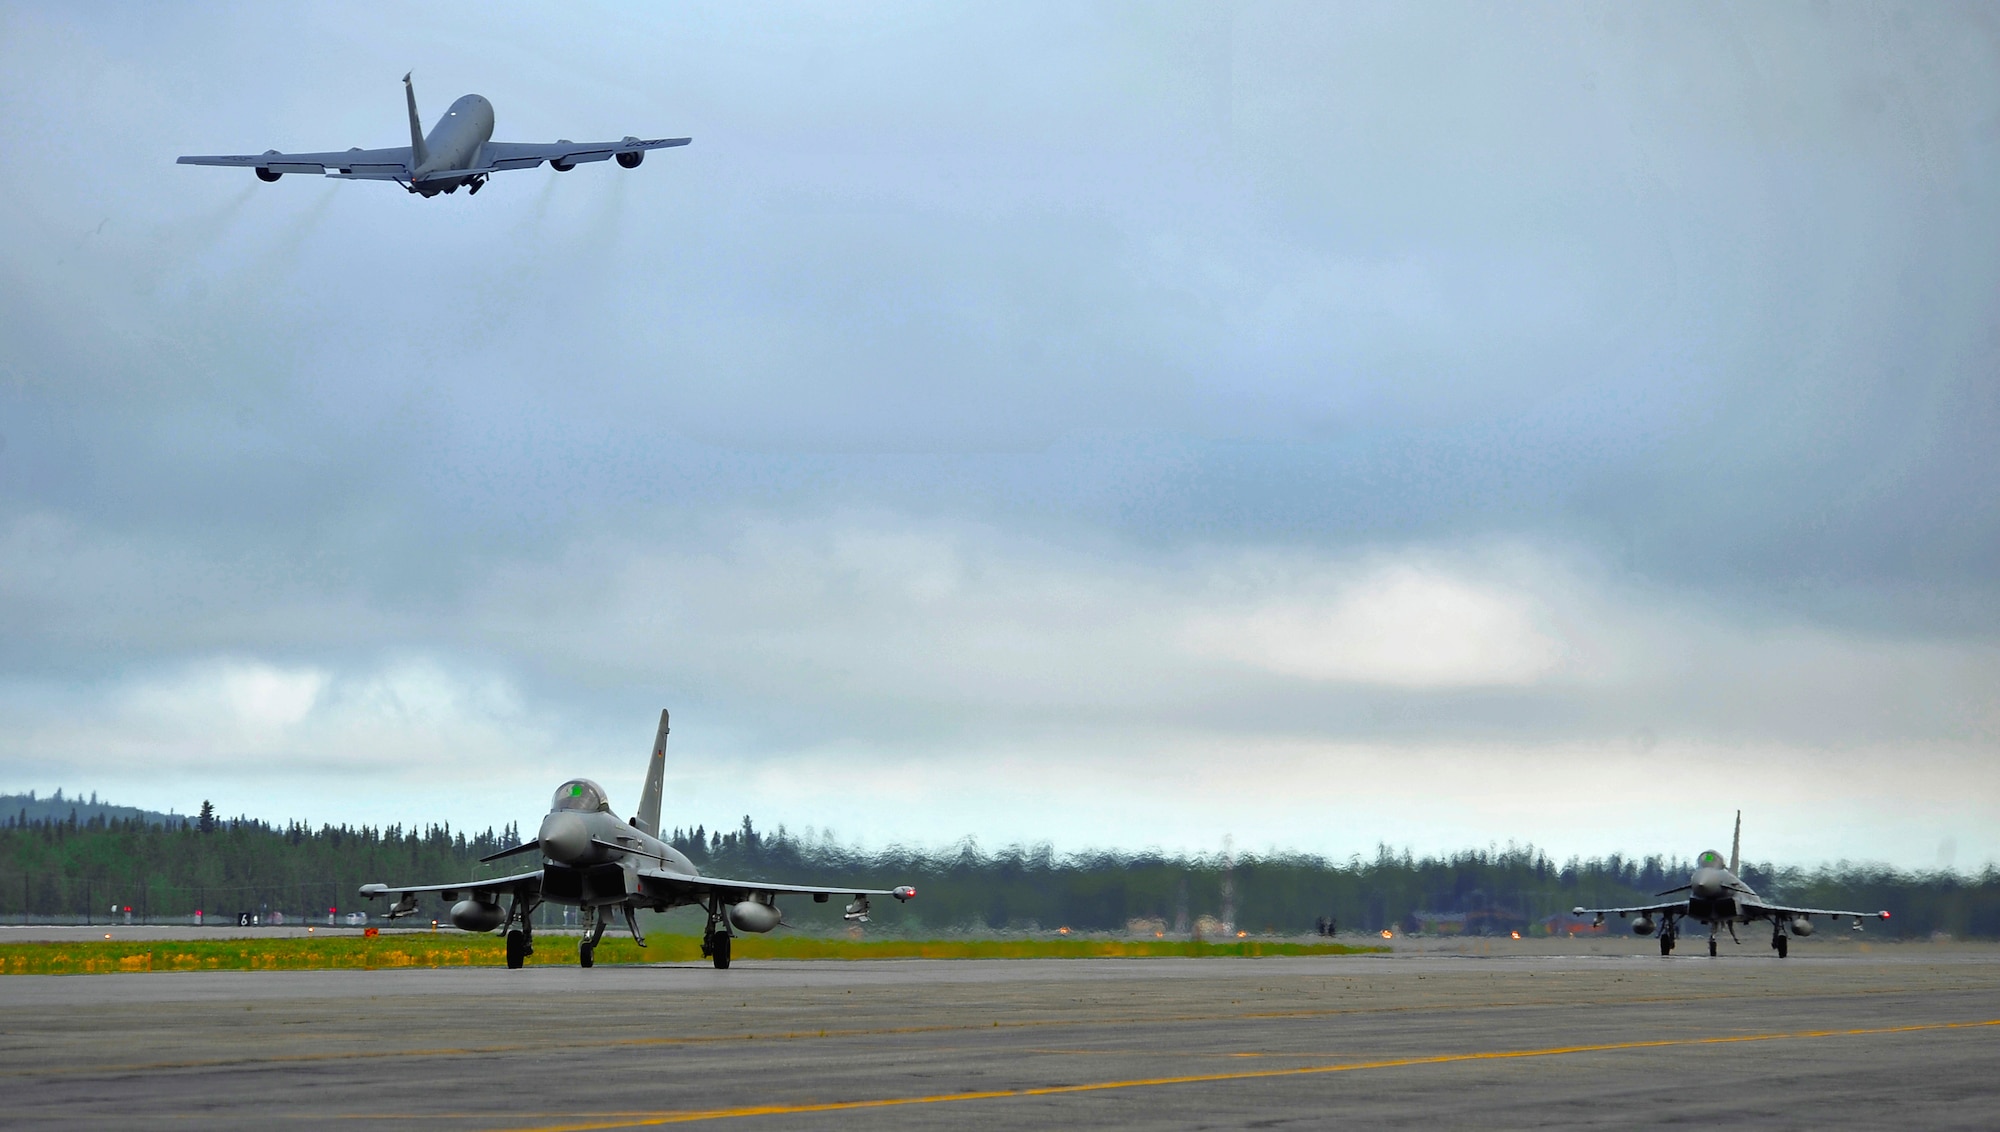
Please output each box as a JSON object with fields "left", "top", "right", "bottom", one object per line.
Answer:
{"left": 580, "top": 911, "right": 607, "bottom": 968}
{"left": 1708, "top": 935, "right": 1718, "bottom": 958}
{"left": 503, "top": 894, "right": 536, "bottom": 969}
{"left": 1771, "top": 926, "right": 1789, "bottom": 959}
{"left": 699, "top": 899, "right": 733, "bottom": 969}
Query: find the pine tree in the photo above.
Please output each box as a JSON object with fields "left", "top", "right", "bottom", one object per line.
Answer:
{"left": 198, "top": 800, "right": 216, "bottom": 834}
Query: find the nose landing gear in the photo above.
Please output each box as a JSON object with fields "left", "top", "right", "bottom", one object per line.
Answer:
{"left": 579, "top": 910, "right": 607, "bottom": 968}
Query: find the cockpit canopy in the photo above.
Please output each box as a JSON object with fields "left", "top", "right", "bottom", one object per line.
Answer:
{"left": 552, "top": 779, "right": 611, "bottom": 814}
{"left": 1697, "top": 849, "right": 1726, "bottom": 869}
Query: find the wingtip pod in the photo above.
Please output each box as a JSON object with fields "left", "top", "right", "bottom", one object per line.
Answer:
{"left": 1572, "top": 906, "right": 1585, "bottom": 916}
{"left": 403, "top": 71, "right": 412, "bottom": 84}
{"left": 893, "top": 885, "right": 917, "bottom": 902}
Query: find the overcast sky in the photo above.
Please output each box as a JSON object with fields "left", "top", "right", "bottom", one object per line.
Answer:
{"left": 3, "top": 2, "right": 1997, "bottom": 870}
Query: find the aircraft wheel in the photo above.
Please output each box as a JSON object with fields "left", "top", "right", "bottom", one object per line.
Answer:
{"left": 1708, "top": 938, "right": 1718, "bottom": 958}
{"left": 1777, "top": 936, "right": 1789, "bottom": 959}
{"left": 1660, "top": 933, "right": 1672, "bottom": 956}
{"left": 505, "top": 930, "right": 528, "bottom": 969}
{"left": 579, "top": 940, "right": 595, "bottom": 968}
{"left": 712, "top": 933, "right": 732, "bottom": 970}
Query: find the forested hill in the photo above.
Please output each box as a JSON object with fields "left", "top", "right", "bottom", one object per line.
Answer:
{"left": 2, "top": 790, "right": 189, "bottom": 828}
{"left": 4, "top": 805, "right": 1996, "bottom": 937}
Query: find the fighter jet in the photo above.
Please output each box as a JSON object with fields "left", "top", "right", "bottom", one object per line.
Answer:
{"left": 358, "top": 711, "right": 914, "bottom": 969}
{"left": 178, "top": 73, "right": 688, "bottom": 197}
{"left": 1573, "top": 812, "right": 1889, "bottom": 958}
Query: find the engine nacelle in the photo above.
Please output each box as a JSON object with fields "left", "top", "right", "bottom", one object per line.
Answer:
{"left": 551, "top": 141, "right": 575, "bottom": 172}
{"left": 728, "top": 900, "right": 781, "bottom": 934}
{"left": 1789, "top": 916, "right": 1814, "bottom": 937}
{"left": 450, "top": 900, "right": 504, "bottom": 932}
{"left": 1631, "top": 914, "right": 1656, "bottom": 937}
{"left": 616, "top": 150, "right": 644, "bottom": 169}
{"left": 256, "top": 167, "right": 282, "bottom": 182}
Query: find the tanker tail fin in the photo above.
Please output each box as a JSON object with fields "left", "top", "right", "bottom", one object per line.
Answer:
{"left": 403, "top": 72, "right": 431, "bottom": 170}
{"left": 633, "top": 709, "right": 668, "bottom": 836}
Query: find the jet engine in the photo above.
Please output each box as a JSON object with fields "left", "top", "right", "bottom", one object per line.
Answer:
{"left": 1789, "top": 916, "right": 1814, "bottom": 937}
{"left": 450, "top": 899, "right": 504, "bottom": 932}
{"left": 256, "top": 167, "right": 282, "bottom": 182}
{"left": 551, "top": 141, "right": 575, "bottom": 172}
{"left": 616, "top": 150, "right": 643, "bottom": 168}
{"left": 728, "top": 899, "right": 781, "bottom": 934}
{"left": 1631, "top": 914, "right": 1656, "bottom": 936}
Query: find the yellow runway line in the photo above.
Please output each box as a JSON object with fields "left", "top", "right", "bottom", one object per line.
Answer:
{"left": 491, "top": 1018, "right": 2000, "bottom": 1131}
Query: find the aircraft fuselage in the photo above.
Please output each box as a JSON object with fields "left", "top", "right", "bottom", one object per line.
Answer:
{"left": 412, "top": 94, "right": 495, "bottom": 196}
{"left": 1684, "top": 862, "right": 1754, "bottom": 926}
{"left": 534, "top": 779, "right": 699, "bottom": 910}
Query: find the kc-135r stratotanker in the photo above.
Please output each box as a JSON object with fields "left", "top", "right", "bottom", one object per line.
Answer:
{"left": 178, "top": 73, "right": 688, "bottom": 197}
{"left": 1573, "top": 812, "right": 1888, "bottom": 958}
{"left": 359, "top": 711, "right": 913, "bottom": 969}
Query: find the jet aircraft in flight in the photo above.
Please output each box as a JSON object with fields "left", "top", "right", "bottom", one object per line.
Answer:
{"left": 1573, "top": 812, "right": 1888, "bottom": 958}
{"left": 359, "top": 711, "right": 914, "bottom": 968}
{"left": 178, "top": 73, "right": 688, "bottom": 197}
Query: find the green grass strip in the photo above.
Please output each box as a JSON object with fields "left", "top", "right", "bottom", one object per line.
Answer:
{"left": 0, "top": 934, "right": 1382, "bottom": 975}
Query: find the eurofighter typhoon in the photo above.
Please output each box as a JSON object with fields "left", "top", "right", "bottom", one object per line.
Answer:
{"left": 359, "top": 711, "right": 914, "bottom": 969}
{"left": 178, "top": 73, "right": 688, "bottom": 197}
{"left": 1574, "top": 813, "right": 1889, "bottom": 958}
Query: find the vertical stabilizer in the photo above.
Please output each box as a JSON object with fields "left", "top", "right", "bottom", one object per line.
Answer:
{"left": 633, "top": 709, "right": 668, "bottom": 836}
{"left": 1729, "top": 810, "right": 1742, "bottom": 874}
{"left": 403, "top": 72, "right": 430, "bottom": 171}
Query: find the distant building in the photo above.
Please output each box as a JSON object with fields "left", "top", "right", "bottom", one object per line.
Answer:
{"left": 1543, "top": 912, "right": 1607, "bottom": 936}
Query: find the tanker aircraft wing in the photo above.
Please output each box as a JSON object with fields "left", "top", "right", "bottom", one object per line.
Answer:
{"left": 177, "top": 145, "right": 414, "bottom": 180}
{"left": 358, "top": 709, "right": 914, "bottom": 968}
{"left": 1573, "top": 812, "right": 1888, "bottom": 959}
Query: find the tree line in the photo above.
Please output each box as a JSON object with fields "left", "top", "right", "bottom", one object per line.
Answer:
{"left": 4, "top": 807, "right": 1996, "bottom": 938}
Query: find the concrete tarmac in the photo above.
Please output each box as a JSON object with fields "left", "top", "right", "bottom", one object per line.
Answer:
{"left": 4, "top": 950, "right": 1997, "bottom": 1129}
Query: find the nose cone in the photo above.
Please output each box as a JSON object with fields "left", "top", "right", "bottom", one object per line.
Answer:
{"left": 1692, "top": 870, "right": 1725, "bottom": 899}
{"left": 540, "top": 811, "right": 590, "bottom": 863}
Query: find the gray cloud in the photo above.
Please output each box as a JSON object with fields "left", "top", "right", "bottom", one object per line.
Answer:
{"left": 2, "top": 2, "right": 1996, "bottom": 866}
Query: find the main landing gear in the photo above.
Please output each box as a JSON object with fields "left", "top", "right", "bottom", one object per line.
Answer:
{"left": 1659, "top": 929, "right": 1675, "bottom": 956}
{"left": 503, "top": 896, "right": 537, "bottom": 969}
{"left": 1771, "top": 927, "right": 1789, "bottom": 959}
{"left": 700, "top": 899, "right": 734, "bottom": 969}
{"left": 1708, "top": 936, "right": 1718, "bottom": 958}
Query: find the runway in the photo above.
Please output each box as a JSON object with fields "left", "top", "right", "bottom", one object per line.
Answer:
{"left": 5, "top": 949, "right": 1997, "bottom": 1129}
